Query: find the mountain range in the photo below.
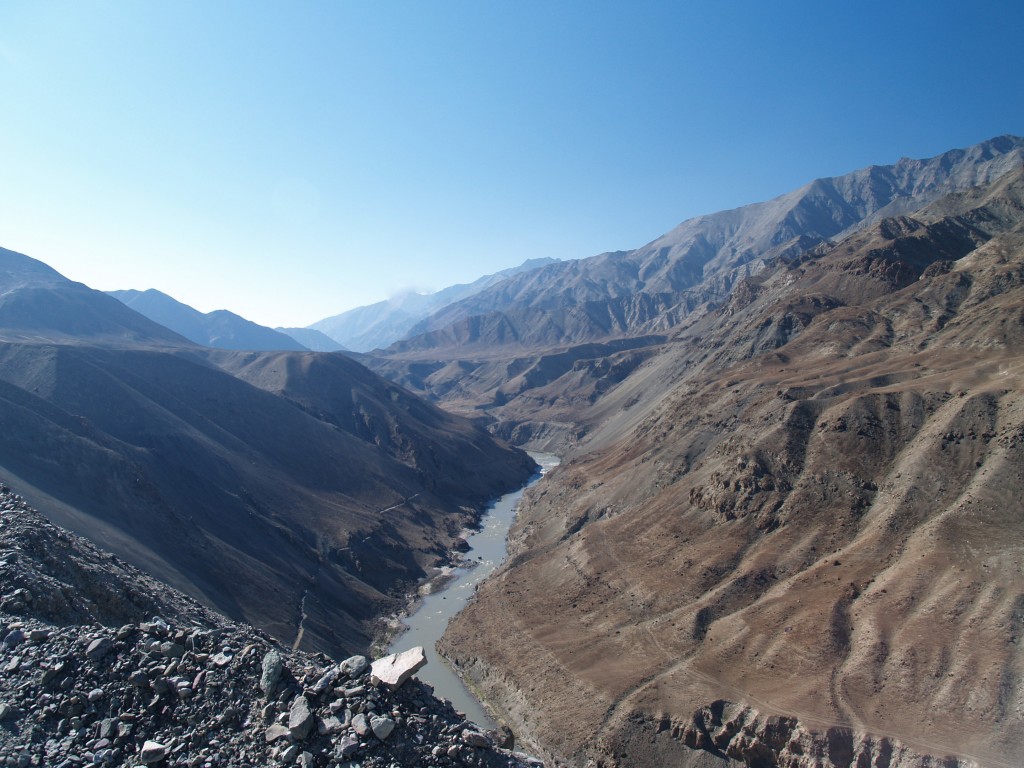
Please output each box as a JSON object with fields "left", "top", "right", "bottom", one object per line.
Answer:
{"left": 108, "top": 288, "right": 314, "bottom": 351}
{"left": 372, "top": 135, "right": 1024, "bottom": 357}
{"left": 0, "top": 248, "right": 535, "bottom": 657}
{"left": 309, "top": 258, "right": 559, "bottom": 352}
{"left": 1, "top": 134, "right": 1022, "bottom": 767}
{"left": 434, "top": 149, "right": 1024, "bottom": 767}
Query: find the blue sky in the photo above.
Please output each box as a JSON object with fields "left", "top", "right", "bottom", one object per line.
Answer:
{"left": 1, "top": 1, "right": 1022, "bottom": 327}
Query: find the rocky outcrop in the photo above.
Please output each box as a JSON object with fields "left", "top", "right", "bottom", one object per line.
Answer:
{"left": 0, "top": 484, "right": 542, "bottom": 767}
{"left": 669, "top": 701, "right": 973, "bottom": 768}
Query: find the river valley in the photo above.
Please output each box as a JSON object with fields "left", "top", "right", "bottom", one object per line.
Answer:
{"left": 389, "top": 451, "right": 560, "bottom": 729}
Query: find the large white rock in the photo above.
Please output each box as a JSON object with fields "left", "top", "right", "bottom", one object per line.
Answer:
{"left": 369, "top": 646, "right": 427, "bottom": 689}
{"left": 140, "top": 740, "right": 167, "bottom": 764}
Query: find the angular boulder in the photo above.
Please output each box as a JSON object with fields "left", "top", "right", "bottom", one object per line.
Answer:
{"left": 140, "top": 740, "right": 167, "bottom": 764}
{"left": 369, "top": 646, "right": 427, "bottom": 689}
{"left": 370, "top": 714, "right": 396, "bottom": 740}
{"left": 288, "top": 694, "right": 315, "bottom": 740}
{"left": 260, "top": 649, "right": 283, "bottom": 697}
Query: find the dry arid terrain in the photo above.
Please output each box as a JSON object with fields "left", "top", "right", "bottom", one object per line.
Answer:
{"left": 438, "top": 168, "right": 1024, "bottom": 766}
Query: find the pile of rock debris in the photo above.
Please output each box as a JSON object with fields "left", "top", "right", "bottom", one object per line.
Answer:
{"left": 0, "top": 484, "right": 541, "bottom": 768}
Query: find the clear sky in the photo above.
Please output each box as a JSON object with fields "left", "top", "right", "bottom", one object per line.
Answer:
{"left": 1, "top": 1, "right": 1022, "bottom": 328}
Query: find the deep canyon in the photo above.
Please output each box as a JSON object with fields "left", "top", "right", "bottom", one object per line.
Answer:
{"left": 1, "top": 136, "right": 1023, "bottom": 767}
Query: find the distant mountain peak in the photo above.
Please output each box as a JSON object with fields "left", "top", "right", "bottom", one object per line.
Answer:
{"left": 309, "top": 257, "right": 560, "bottom": 352}
{"left": 108, "top": 288, "right": 309, "bottom": 351}
{"left": 0, "top": 246, "right": 74, "bottom": 287}
{"left": 379, "top": 134, "right": 1024, "bottom": 355}
{"left": 0, "top": 248, "right": 192, "bottom": 346}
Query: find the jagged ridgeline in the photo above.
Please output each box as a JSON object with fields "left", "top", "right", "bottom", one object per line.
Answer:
{"left": 438, "top": 153, "right": 1024, "bottom": 766}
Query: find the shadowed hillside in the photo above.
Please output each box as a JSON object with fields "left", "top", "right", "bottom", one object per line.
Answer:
{"left": 109, "top": 288, "right": 310, "bottom": 351}
{"left": 0, "top": 248, "right": 535, "bottom": 657}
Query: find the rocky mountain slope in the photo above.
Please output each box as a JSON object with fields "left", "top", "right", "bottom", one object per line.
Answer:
{"left": 383, "top": 135, "right": 1024, "bottom": 356}
{"left": 0, "top": 484, "right": 540, "bottom": 767}
{"left": 310, "top": 258, "right": 558, "bottom": 352}
{"left": 0, "top": 248, "right": 536, "bottom": 659}
{"left": 439, "top": 167, "right": 1024, "bottom": 766}
{"left": 363, "top": 137, "right": 1024, "bottom": 458}
{"left": 109, "top": 288, "right": 309, "bottom": 351}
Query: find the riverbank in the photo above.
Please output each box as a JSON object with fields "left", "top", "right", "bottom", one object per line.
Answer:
{"left": 388, "top": 453, "right": 560, "bottom": 730}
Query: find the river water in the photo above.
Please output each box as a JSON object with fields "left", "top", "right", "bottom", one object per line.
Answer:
{"left": 388, "top": 451, "right": 560, "bottom": 729}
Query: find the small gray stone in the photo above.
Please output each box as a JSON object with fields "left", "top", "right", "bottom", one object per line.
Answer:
{"left": 211, "top": 651, "right": 232, "bottom": 668}
{"left": 159, "top": 641, "right": 185, "bottom": 658}
{"left": 336, "top": 734, "right": 360, "bottom": 758}
{"left": 288, "top": 695, "right": 314, "bottom": 740}
{"left": 2, "top": 629, "right": 25, "bottom": 649}
{"left": 370, "top": 715, "right": 396, "bottom": 741}
{"left": 351, "top": 713, "right": 371, "bottom": 738}
{"left": 279, "top": 744, "right": 299, "bottom": 763}
{"left": 85, "top": 637, "right": 113, "bottom": 661}
{"left": 318, "top": 715, "right": 343, "bottom": 735}
{"left": 264, "top": 723, "right": 290, "bottom": 743}
{"left": 29, "top": 629, "right": 50, "bottom": 642}
{"left": 297, "top": 752, "right": 315, "bottom": 768}
{"left": 339, "top": 654, "right": 368, "bottom": 678}
{"left": 141, "top": 617, "right": 169, "bottom": 636}
{"left": 98, "top": 718, "right": 117, "bottom": 740}
{"left": 308, "top": 666, "right": 338, "bottom": 696}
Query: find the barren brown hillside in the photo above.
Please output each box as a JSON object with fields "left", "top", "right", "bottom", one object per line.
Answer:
{"left": 440, "top": 169, "right": 1024, "bottom": 767}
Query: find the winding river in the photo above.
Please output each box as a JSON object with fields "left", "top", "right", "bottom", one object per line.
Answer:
{"left": 389, "top": 451, "right": 560, "bottom": 729}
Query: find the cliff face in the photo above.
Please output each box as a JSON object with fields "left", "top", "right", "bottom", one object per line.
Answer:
{"left": 439, "top": 169, "right": 1024, "bottom": 767}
